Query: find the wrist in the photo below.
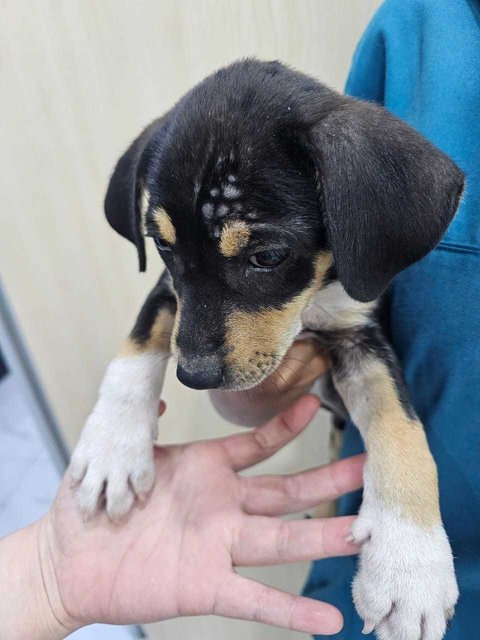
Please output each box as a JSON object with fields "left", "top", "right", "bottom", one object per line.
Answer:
{"left": 0, "top": 520, "right": 80, "bottom": 640}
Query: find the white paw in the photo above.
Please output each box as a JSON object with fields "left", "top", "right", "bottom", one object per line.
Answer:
{"left": 70, "top": 402, "right": 157, "bottom": 520}
{"left": 351, "top": 504, "right": 458, "bottom": 640}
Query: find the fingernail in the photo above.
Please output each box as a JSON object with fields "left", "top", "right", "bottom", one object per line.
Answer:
{"left": 345, "top": 533, "right": 355, "bottom": 543}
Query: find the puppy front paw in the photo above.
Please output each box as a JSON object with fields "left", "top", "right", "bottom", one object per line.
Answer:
{"left": 70, "top": 405, "right": 157, "bottom": 520}
{"left": 351, "top": 506, "right": 458, "bottom": 640}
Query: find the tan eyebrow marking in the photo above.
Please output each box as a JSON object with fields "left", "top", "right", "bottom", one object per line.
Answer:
{"left": 219, "top": 221, "right": 251, "bottom": 257}
{"left": 153, "top": 207, "right": 176, "bottom": 244}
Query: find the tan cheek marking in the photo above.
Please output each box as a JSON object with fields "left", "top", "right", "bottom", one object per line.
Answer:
{"left": 153, "top": 207, "right": 176, "bottom": 245}
{"left": 225, "top": 304, "right": 301, "bottom": 380}
{"left": 118, "top": 309, "right": 175, "bottom": 356}
{"left": 367, "top": 363, "right": 440, "bottom": 527}
{"left": 219, "top": 221, "right": 251, "bottom": 257}
{"left": 312, "top": 251, "right": 334, "bottom": 289}
{"left": 224, "top": 251, "right": 333, "bottom": 379}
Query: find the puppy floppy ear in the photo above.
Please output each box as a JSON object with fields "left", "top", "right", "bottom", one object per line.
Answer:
{"left": 306, "top": 99, "right": 464, "bottom": 302}
{"left": 104, "top": 117, "right": 167, "bottom": 272}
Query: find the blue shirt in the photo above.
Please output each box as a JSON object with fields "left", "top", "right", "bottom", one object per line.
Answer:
{"left": 303, "top": 1, "right": 480, "bottom": 637}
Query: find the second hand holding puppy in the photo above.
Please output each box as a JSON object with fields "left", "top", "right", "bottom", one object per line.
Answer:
{"left": 210, "top": 339, "right": 329, "bottom": 427}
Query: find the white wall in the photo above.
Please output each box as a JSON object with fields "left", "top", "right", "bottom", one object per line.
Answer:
{"left": 0, "top": 2, "right": 381, "bottom": 639}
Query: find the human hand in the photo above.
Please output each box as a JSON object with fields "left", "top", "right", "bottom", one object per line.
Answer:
{"left": 210, "top": 339, "right": 329, "bottom": 426}
{"left": 4, "top": 396, "right": 364, "bottom": 639}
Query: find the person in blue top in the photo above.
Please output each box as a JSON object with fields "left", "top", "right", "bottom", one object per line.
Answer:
{"left": 4, "top": 3, "right": 477, "bottom": 639}
{"left": 303, "top": 1, "right": 480, "bottom": 638}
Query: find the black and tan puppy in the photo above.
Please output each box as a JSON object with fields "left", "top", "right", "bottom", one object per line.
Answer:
{"left": 71, "top": 60, "right": 464, "bottom": 640}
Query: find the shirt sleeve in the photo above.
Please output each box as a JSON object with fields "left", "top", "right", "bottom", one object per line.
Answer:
{"left": 345, "top": 2, "right": 389, "bottom": 104}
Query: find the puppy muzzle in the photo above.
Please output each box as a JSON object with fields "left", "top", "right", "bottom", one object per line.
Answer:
{"left": 176, "top": 354, "right": 223, "bottom": 390}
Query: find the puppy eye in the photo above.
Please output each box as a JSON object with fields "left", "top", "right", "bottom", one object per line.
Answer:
{"left": 249, "top": 248, "right": 290, "bottom": 269}
{"left": 153, "top": 236, "right": 172, "bottom": 252}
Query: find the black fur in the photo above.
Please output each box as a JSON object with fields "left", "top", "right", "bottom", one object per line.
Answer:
{"left": 303, "top": 100, "right": 464, "bottom": 302}
{"left": 312, "top": 323, "right": 417, "bottom": 421}
{"left": 105, "top": 59, "right": 463, "bottom": 301}
{"left": 104, "top": 59, "right": 463, "bottom": 392}
{"left": 105, "top": 117, "right": 170, "bottom": 272}
{"left": 130, "top": 271, "right": 176, "bottom": 344}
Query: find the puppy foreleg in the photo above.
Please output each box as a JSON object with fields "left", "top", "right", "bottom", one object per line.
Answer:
{"left": 71, "top": 271, "right": 176, "bottom": 519}
{"left": 328, "top": 328, "right": 458, "bottom": 640}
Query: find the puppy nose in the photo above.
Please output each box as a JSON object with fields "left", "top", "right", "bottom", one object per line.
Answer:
{"left": 176, "top": 359, "right": 223, "bottom": 390}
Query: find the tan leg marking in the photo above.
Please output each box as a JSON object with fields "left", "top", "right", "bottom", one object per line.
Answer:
{"left": 225, "top": 252, "right": 333, "bottom": 384}
{"left": 366, "top": 362, "right": 440, "bottom": 527}
{"left": 118, "top": 309, "right": 175, "bottom": 356}
{"left": 171, "top": 296, "right": 182, "bottom": 354}
{"left": 153, "top": 207, "right": 176, "bottom": 245}
{"left": 219, "top": 221, "right": 251, "bottom": 257}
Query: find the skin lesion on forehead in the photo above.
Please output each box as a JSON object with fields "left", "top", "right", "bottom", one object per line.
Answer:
{"left": 153, "top": 207, "right": 177, "bottom": 245}
{"left": 219, "top": 221, "right": 251, "bottom": 257}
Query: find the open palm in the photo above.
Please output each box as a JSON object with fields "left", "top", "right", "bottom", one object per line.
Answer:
{"left": 39, "top": 396, "right": 363, "bottom": 636}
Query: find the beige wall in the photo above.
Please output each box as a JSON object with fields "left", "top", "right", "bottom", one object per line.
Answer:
{"left": 0, "top": 2, "right": 380, "bottom": 639}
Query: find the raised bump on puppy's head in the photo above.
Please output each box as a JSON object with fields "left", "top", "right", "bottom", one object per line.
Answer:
{"left": 219, "top": 221, "right": 251, "bottom": 257}
{"left": 153, "top": 207, "right": 176, "bottom": 245}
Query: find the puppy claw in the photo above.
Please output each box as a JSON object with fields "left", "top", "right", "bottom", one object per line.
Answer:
{"left": 362, "top": 621, "right": 375, "bottom": 635}
{"left": 445, "top": 606, "right": 455, "bottom": 621}
{"left": 353, "top": 506, "right": 457, "bottom": 640}
{"left": 71, "top": 405, "right": 157, "bottom": 519}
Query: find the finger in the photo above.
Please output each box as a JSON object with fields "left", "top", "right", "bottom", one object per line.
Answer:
{"left": 274, "top": 339, "right": 329, "bottom": 381}
{"left": 158, "top": 400, "right": 166, "bottom": 417}
{"left": 232, "top": 515, "right": 358, "bottom": 566}
{"left": 219, "top": 395, "right": 320, "bottom": 471}
{"left": 241, "top": 454, "right": 365, "bottom": 516}
{"left": 214, "top": 573, "right": 343, "bottom": 635}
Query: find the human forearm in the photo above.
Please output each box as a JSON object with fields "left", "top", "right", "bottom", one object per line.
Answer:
{"left": 0, "top": 521, "right": 78, "bottom": 640}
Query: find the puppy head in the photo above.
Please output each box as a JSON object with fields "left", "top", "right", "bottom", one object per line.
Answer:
{"left": 105, "top": 59, "right": 464, "bottom": 390}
